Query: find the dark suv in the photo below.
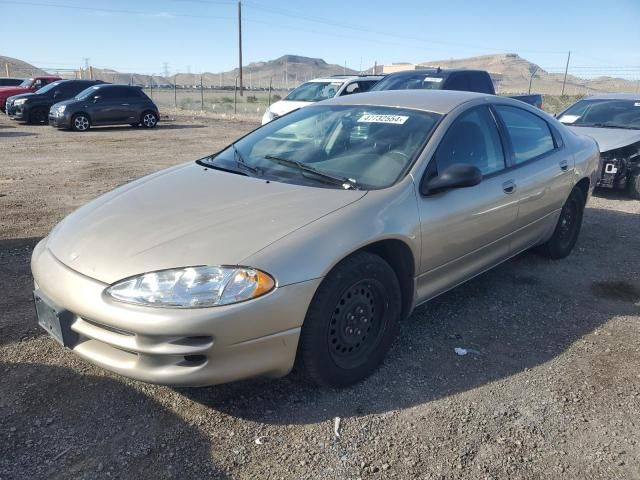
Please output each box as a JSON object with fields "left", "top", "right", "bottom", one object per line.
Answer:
{"left": 6, "top": 80, "right": 105, "bottom": 124}
{"left": 49, "top": 84, "right": 160, "bottom": 131}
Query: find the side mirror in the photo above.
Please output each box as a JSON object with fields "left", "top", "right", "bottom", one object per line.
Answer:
{"left": 421, "top": 163, "right": 482, "bottom": 196}
{"left": 53, "top": 90, "right": 61, "bottom": 99}
{"left": 93, "top": 95, "right": 101, "bottom": 103}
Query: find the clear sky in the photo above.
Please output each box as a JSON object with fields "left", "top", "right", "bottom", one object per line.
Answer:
{"left": 2, "top": 0, "right": 639, "bottom": 78}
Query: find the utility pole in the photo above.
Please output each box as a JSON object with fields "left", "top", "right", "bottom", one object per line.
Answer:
{"left": 163, "top": 62, "right": 170, "bottom": 78}
{"left": 238, "top": 0, "right": 243, "bottom": 96}
{"left": 561, "top": 50, "right": 571, "bottom": 96}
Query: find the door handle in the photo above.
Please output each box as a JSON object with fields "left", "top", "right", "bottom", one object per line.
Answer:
{"left": 559, "top": 159, "right": 569, "bottom": 171}
{"left": 121, "top": 103, "right": 129, "bottom": 106}
{"left": 502, "top": 180, "right": 517, "bottom": 194}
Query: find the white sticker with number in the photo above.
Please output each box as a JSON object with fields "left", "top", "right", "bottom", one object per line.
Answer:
{"left": 424, "top": 77, "right": 443, "bottom": 83}
{"left": 358, "top": 114, "right": 409, "bottom": 125}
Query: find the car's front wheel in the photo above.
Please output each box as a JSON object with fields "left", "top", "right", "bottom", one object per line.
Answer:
{"left": 140, "top": 111, "right": 158, "bottom": 128}
{"left": 537, "top": 186, "right": 585, "bottom": 259}
{"left": 71, "top": 113, "right": 91, "bottom": 132}
{"left": 298, "top": 252, "right": 402, "bottom": 387}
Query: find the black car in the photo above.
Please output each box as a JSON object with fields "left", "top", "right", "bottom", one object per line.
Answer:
{"left": 6, "top": 80, "right": 105, "bottom": 124}
{"left": 0, "top": 77, "right": 25, "bottom": 87}
{"left": 48, "top": 84, "right": 160, "bottom": 131}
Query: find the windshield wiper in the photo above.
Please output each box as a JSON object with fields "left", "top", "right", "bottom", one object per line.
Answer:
{"left": 233, "top": 144, "right": 261, "bottom": 176}
{"left": 582, "top": 123, "right": 639, "bottom": 130}
{"left": 263, "top": 155, "right": 357, "bottom": 190}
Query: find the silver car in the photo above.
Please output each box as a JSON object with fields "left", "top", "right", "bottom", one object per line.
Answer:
{"left": 31, "top": 90, "right": 599, "bottom": 388}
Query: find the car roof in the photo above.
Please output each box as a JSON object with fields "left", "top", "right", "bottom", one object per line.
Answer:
{"left": 583, "top": 93, "right": 640, "bottom": 101}
{"left": 307, "top": 75, "right": 384, "bottom": 84}
{"left": 385, "top": 68, "right": 487, "bottom": 77}
{"left": 319, "top": 89, "right": 491, "bottom": 114}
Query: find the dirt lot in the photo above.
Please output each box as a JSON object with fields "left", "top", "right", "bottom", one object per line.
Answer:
{"left": 1, "top": 114, "right": 639, "bottom": 480}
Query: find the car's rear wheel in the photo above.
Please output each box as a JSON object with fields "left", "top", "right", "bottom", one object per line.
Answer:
{"left": 71, "top": 113, "right": 91, "bottom": 132}
{"left": 537, "top": 186, "right": 585, "bottom": 259}
{"left": 28, "top": 107, "right": 48, "bottom": 124}
{"left": 628, "top": 170, "right": 640, "bottom": 200}
{"left": 140, "top": 111, "right": 158, "bottom": 129}
{"left": 298, "top": 252, "right": 402, "bottom": 387}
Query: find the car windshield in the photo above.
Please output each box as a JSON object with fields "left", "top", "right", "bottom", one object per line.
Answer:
{"left": 75, "top": 85, "right": 100, "bottom": 100}
{"left": 559, "top": 99, "right": 640, "bottom": 129}
{"left": 200, "top": 105, "right": 441, "bottom": 190}
{"left": 284, "top": 81, "right": 343, "bottom": 102}
{"left": 19, "top": 79, "right": 33, "bottom": 88}
{"left": 372, "top": 73, "right": 444, "bottom": 91}
{"left": 34, "top": 81, "right": 63, "bottom": 95}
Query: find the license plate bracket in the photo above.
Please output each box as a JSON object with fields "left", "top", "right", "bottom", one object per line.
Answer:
{"left": 33, "top": 291, "right": 77, "bottom": 347}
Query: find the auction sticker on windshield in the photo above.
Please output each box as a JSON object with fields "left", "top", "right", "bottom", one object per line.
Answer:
{"left": 559, "top": 114, "right": 580, "bottom": 124}
{"left": 424, "top": 77, "right": 443, "bottom": 83}
{"left": 358, "top": 114, "right": 409, "bottom": 125}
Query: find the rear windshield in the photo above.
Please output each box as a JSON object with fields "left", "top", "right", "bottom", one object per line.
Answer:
{"left": 372, "top": 74, "right": 444, "bottom": 91}
{"left": 559, "top": 99, "right": 640, "bottom": 129}
{"left": 284, "top": 81, "right": 343, "bottom": 102}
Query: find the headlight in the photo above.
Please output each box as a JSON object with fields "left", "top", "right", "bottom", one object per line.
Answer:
{"left": 56, "top": 105, "right": 66, "bottom": 113}
{"left": 14, "top": 98, "right": 27, "bottom": 106}
{"left": 105, "top": 266, "right": 275, "bottom": 308}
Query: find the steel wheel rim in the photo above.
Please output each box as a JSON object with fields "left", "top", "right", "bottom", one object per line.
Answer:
{"left": 143, "top": 113, "right": 156, "bottom": 127}
{"left": 75, "top": 116, "right": 89, "bottom": 131}
{"left": 558, "top": 197, "right": 578, "bottom": 248}
{"left": 327, "top": 279, "right": 387, "bottom": 369}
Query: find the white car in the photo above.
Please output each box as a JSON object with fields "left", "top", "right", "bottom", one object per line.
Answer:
{"left": 262, "top": 75, "right": 383, "bottom": 124}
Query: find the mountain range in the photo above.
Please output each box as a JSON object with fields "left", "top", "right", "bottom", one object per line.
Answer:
{"left": 1, "top": 53, "right": 637, "bottom": 95}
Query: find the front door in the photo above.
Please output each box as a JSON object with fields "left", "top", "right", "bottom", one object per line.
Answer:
{"left": 415, "top": 106, "right": 519, "bottom": 302}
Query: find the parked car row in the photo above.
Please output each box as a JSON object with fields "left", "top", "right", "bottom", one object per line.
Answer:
{"left": 262, "top": 69, "right": 543, "bottom": 125}
{"left": 2, "top": 79, "right": 160, "bottom": 131}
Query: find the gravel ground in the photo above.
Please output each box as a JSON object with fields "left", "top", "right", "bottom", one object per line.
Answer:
{"left": 1, "top": 115, "right": 639, "bottom": 480}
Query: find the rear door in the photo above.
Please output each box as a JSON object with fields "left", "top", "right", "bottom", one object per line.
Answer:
{"left": 493, "top": 105, "right": 573, "bottom": 252}
{"left": 415, "top": 105, "right": 519, "bottom": 301}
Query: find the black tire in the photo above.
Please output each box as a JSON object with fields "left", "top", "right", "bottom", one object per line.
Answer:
{"left": 628, "top": 170, "right": 640, "bottom": 200}
{"left": 28, "top": 107, "right": 48, "bottom": 125}
{"left": 537, "top": 186, "right": 585, "bottom": 259}
{"left": 71, "top": 113, "right": 91, "bottom": 132}
{"left": 298, "top": 251, "right": 402, "bottom": 387}
{"left": 140, "top": 110, "right": 158, "bottom": 129}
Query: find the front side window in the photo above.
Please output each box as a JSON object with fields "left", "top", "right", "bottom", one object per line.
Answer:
{"left": 496, "top": 106, "right": 555, "bottom": 164}
{"left": 434, "top": 106, "right": 505, "bottom": 176}
{"left": 201, "top": 105, "right": 441, "bottom": 190}
{"left": 558, "top": 99, "right": 640, "bottom": 129}
{"left": 284, "top": 81, "right": 343, "bottom": 102}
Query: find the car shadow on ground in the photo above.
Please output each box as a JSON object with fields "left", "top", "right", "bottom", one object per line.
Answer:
{"left": 0, "top": 362, "right": 228, "bottom": 479}
{"left": 2, "top": 207, "right": 638, "bottom": 427}
{"left": 54, "top": 123, "right": 208, "bottom": 133}
{"left": 593, "top": 187, "right": 636, "bottom": 202}
{"left": 0, "top": 131, "right": 37, "bottom": 138}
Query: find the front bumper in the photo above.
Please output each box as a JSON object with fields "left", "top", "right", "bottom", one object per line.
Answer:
{"left": 31, "top": 240, "right": 321, "bottom": 386}
{"left": 48, "top": 111, "right": 72, "bottom": 129}
{"left": 6, "top": 104, "right": 25, "bottom": 119}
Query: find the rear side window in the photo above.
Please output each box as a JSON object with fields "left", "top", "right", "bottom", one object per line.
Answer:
{"left": 496, "top": 106, "right": 555, "bottom": 164}
{"left": 434, "top": 106, "right": 506, "bottom": 176}
{"left": 100, "top": 86, "right": 134, "bottom": 99}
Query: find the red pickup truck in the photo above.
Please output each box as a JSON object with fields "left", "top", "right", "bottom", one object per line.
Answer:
{"left": 0, "top": 76, "right": 62, "bottom": 111}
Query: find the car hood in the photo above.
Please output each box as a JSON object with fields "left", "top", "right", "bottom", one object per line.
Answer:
{"left": 568, "top": 126, "right": 640, "bottom": 152}
{"left": 8, "top": 92, "right": 36, "bottom": 102}
{"left": 0, "top": 86, "right": 28, "bottom": 98}
{"left": 269, "top": 100, "right": 312, "bottom": 117}
{"left": 47, "top": 162, "right": 365, "bottom": 284}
